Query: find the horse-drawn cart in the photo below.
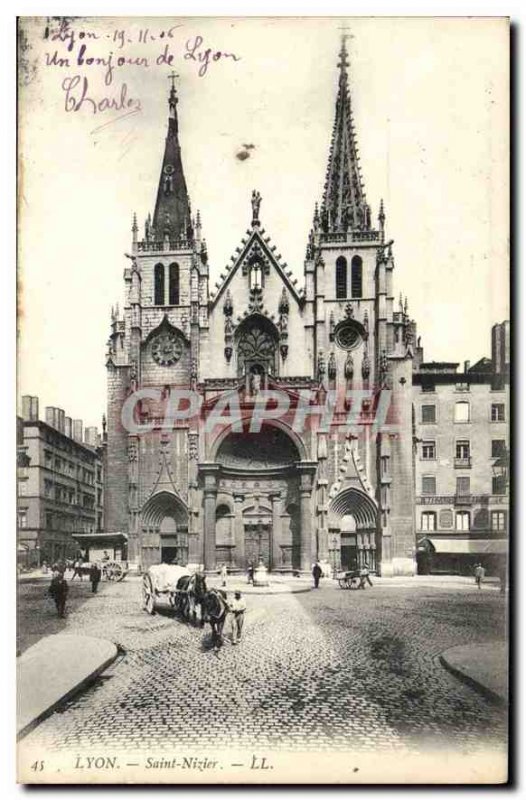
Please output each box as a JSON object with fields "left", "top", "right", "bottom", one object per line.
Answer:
{"left": 141, "top": 564, "right": 193, "bottom": 615}
{"left": 337, "top": 569, "right": 361, "bottom": 589}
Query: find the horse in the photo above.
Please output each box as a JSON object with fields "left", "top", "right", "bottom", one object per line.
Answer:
{"left": 176, "top": 572, "right": 208, "bottom": 625}
{"left": 201, "top": 588, "right": 229, "bottom": 649}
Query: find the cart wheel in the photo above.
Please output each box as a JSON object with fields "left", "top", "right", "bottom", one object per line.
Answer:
{"left": 338, "top": 578, "right": 348, "bottom": 589}
{"left": 349, "top": 577, "right": 359, "bottom": 590}
{"left": 142, "top": 575, "right": 155, "bottom": 614}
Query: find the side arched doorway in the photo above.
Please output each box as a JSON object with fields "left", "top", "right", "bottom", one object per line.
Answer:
{"left": 329, "top": 487, "right": 378, "bottom": 573}
{"left": 139, "top": 491, "right": 189, "bottom": 570}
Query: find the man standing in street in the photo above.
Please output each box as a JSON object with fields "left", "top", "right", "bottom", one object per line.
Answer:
{"left": 89, "top": 563, "right": 102, "bottom": 594}
{"left": 48, "top": 570, "right": 69, "bottom": 617}
{"left": 312, "top": 560, "right": 323, "bottom": 589}
{"left": 229, "top": 591, "right": 246, "bottom": 645}
{"left": 220, "top": 563, "right": 228, "bottom": 588}
{"left": 474, "top": 562, "right": 485, "bottom": 589}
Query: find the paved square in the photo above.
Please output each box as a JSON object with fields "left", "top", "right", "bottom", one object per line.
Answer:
{"left": 19, "top": 577, "right": 507, "bottom": 754}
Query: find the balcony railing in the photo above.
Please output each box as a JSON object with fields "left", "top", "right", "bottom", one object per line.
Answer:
{"left": 454, "top": 457, "right": 472, "bottom": 468}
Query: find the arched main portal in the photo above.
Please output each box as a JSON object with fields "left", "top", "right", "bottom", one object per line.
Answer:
{"left": 140, "top": 491, "right": 189, "bottom": 569}
{"left": 329, "top": 487, "right": 378, "bottom": 572}
{"left": 203, "top": 423, "right": 311, "bottom": 572}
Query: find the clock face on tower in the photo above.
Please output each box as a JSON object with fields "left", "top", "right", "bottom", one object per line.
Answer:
{"left": 151, "top": 332, "right": 183, "bottom": 366}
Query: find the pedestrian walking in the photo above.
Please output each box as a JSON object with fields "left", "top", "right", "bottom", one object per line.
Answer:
{"left": 247, "top": 562, "right": 254, "bottom": 585}
{"left": 229, "top": 591, "right": 246, "bottom": 645}
{"left": 48, "top": 570, "right": 69, "bottom": 617}
{"left": 220, "top": 563, "right": 228, "bottom": 587}
{"left": 359, "top": 562, "right": 373, "bottom": 589}
{"left": 312, "top": 560, "right": 323, "bottom": 589}
{"left": 474, "top": 562, "right": 485, "bottom": 589}
{"left": 72, "top": 559, "right": 84, "bottom": 581}
{"left": 89, "top": 563, "right": 102, "bottom": 594}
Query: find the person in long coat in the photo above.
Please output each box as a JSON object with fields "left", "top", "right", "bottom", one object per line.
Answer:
{"left": 48, "top": 570, "right": 69, "bottom": 617}
{"left": 312, "top": 561, "right": 323, "bottom": 589}
{"left": 89, "top": 563, "right": 102, "bottom": 593}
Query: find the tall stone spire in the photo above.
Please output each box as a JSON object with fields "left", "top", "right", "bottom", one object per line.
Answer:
{"left": 320, "top": 38, "right": 370, "bottom": 234}
{"left": 152, "top": 73, "right": 192, "bottom": 243}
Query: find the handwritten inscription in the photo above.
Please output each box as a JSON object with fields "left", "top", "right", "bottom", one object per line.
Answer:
{"left": 42, "top": 19, "right": 242, "bottom": 115}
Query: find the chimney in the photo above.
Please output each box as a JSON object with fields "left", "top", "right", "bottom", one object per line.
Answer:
{"left": 45, "top": 406, "right": 56, "bottom": 427}
{"left": 464, "top": 360, "right": 470, "bottom": 373}
{"left": 57, "top": 408, "right": 65, "bottom": 433}
{"left": 22, "top": 395, "right": 39, "bottom": 422}
{"left": 84, "top": 426, "right": 99, "bottom": 447}
{"left": 65, "top": 417, "right": 72, "bottom": 438}
{"left": 73, "top": 419, "right": 83, "bottom": 442}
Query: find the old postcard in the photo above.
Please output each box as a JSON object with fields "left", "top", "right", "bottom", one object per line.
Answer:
{"left": 16, "top": 16, "right": 510, "bottom": 784}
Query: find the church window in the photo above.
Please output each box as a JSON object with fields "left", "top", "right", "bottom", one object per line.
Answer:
{"left": 249, "top": 262, "right": 262, "bottom": 290}
{"left": 351, "top": 255, "right": 363, "bottom": 298}
{"left": 169, "top": 263, "right": 180, "bottom": 305}
{"left": 335, "top": 256, "right": 347, "bottom": 299}
{"left": 154, "top": 263, "right": 165, "bottom": 305}
{"left": 236, "top": 318, "right": 278, "bottom": 377}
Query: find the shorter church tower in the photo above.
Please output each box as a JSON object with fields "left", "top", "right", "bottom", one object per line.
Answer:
{"left": 105, "top": 77, "right": 209, "bottom": 568}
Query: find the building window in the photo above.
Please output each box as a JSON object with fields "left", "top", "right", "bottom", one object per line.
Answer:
{"left": 18, "top": 510, "right": 27, "bottom": 529}
{"left": 492, "top": 439, "right": 506, "bottom": 458}
{"left": 335, "top": 256, "right": 347, "bottom": 299}
{"left": 380, "top": 455, "right": 389, "bottom": 477}
{"left": 421, "top": 404, "right": 436, "bottom": 424}
{"left": 454, "top": 401, "right": 470, "bottom": 423}
{"left": 491, "top": 403, "right": 506, "bottom": 422}
{"left": 154, "top": 263, "right": 165, "bottom": 305}
{"left": 492, "top": 475, "right": 506, "bottom": 496}
{"left": 421, "top": 379, "right": 436, "bottom": 393}
{"left": 422, "top": 441, "right": 436, "bottom": 460}
{"left": 491, "top": 511, "right": 507, "bottom": 531}
{"left": 455, "top": 511, "right": 470, "bottom": 531}
{"left": 351, "top": 256, "right": 363, "bottom": 298}
{"left": 456, "top": 476, "right": 470, "bottom": 496}
{"left": 422, "top": 476, "right": 436, "bottom": 495}
{"left": 168, "top": 263, "right": 180, "bottom": 305}
{"left": 456, "top": 440, "right": 470, "bottom": 460}
{"left": 421, "top": 511, "right": 436, "bottom": 531}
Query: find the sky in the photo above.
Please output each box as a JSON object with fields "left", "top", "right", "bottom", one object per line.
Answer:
{"left": 17, "top": 16, "right": 509, "bottom": 429}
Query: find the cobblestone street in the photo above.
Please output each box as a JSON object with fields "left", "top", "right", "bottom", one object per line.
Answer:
{"left": 19, "top": 577, "right": 508, "bottom": 755}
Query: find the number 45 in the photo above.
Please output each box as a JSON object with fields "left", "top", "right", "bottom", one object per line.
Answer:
{"left": 31, "top": 760, "right": 44, "bottom": 772}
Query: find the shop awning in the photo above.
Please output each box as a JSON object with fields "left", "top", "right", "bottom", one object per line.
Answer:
{"left": 72, "top": 532, "right": 128, "bottom": 543}
{"left": 420, "top": 538, "right": 507, "bottom": 555}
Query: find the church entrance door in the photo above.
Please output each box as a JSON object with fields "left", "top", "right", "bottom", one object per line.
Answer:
{"left": 244, "top": 523, "right": 271, "bottom": 569}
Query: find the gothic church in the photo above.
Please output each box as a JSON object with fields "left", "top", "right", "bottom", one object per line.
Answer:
{"left": 105, "top": 41, "right": 417, "bottom": 576}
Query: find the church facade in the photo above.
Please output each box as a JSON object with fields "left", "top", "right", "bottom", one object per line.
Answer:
{"left": 104, "top": 42, "right": 419, "bottom": 577}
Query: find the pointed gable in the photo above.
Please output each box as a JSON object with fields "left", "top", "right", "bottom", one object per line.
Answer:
{"left": 210, "top": 224, "right": 304, "bottom": 310}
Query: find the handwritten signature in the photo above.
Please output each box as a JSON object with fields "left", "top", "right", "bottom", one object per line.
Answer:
{"left": 61, "top": 75, "right": 141, "bottom": 114}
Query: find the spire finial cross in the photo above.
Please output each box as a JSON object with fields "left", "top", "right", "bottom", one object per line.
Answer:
{"left": 168, "top": 71, "right": 179, "bottom": 91}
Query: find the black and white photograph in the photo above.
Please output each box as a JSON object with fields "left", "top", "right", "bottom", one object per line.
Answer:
{"left": 15, "top": 15, "right": 510, "bottom": 784}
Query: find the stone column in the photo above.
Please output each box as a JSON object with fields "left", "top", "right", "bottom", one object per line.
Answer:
{"left": 200, "top": 464, "right": 220, "bottom": 572}
{"left": 297, "top": 462, "right": 318, "bottom": 573}
{"left": 269, "top": 492, "right": 282, "bottom": 571}
{"left": 233, "top": 493, "right": 245, "bottom": 570}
